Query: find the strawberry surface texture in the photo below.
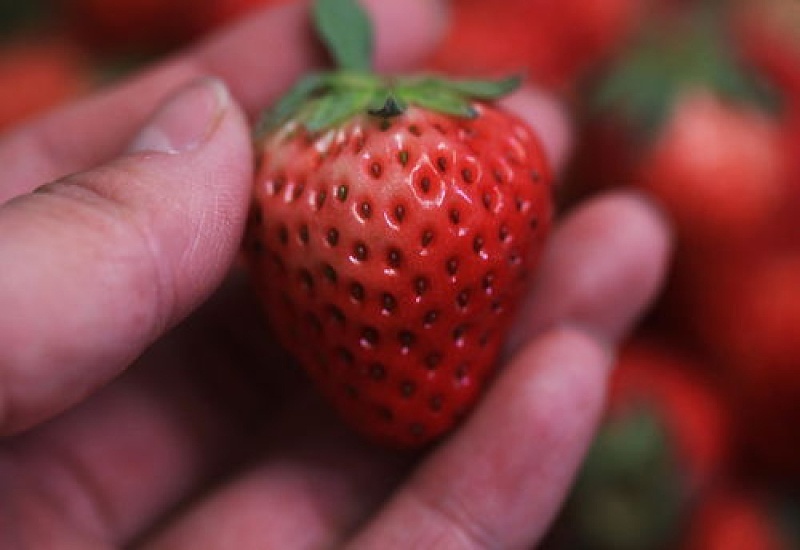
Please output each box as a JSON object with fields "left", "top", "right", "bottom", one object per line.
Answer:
{"left": 239, "top": 0, "right": 553, "bottom": 448}
{"left": 245, "top": 102, "right": 552, "bottom": 448}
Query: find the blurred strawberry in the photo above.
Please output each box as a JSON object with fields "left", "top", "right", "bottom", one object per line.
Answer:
{"left": 637, "top": 90, "right": 786, "bottom": 246}
{"left": 567, "top": 8, "right": 788, "bottom": 246}
{"left": 0, "top": 34, "right": 90, "bottom": 133}
{"left": 548, "top": 337, "right": 730, "bottom": 550}
{"left": 607, "top": 338, "right": 731, "bottom": 491}
{"left": 681, "top": 488, "right": 792, "bottom": 550}
{"left": 680, "top": 252, "right": 800, "bottom": 481}
{"left": 426, "top": 0, "right": 642, "bottom": 91}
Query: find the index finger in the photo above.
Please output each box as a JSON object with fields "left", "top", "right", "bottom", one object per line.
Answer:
{"left": 0, "top": 0, "right": 445, "bottom": 202}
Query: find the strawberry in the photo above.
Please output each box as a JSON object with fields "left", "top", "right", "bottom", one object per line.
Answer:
{"left": 243, "top": 0, "right": 553, "bottom": 448}
{"left": 637, "top": 90, "right": 786, "bottom": 247}
{"left": 677, "top": 252, "right": 800, "bottom": 481}
{"left": 681, "top": 488, "right": 793, "bottom": 550}
{"left": 426, "top": 0, "right": 642, "bottom": 91}
{"left": 566, "top": 7, "right": 787, "bottom": 246}
{"left": 0, "top": 34, "right": 90, "bottom": 133}
{"left": 605, "top": 338, "right": 731, "bottom": 490}
{"left": 547, "top": 336, "right": 730, "bottom": 550}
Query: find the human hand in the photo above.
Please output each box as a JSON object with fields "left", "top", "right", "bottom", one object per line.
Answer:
{"left": 0, "top": 1, "right": 671, "bottom": 548}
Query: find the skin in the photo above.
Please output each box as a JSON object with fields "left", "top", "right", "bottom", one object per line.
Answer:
{"left": 0, "top": 1, "right": 672, "bottom": 548}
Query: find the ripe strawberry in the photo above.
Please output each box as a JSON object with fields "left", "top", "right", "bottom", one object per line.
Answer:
{"left": 678, "top": 252, "right": 800, "bottom": 480}
{"left": 548, "top": 336, "right": 730, "bottom": 550}
{"left": 605, "top": 338, "right": 731, "bottom": 489}
{"left": 637, "top": 90, "right": 786, "bottom": 246}
{"left": 243, "top": 0, "right": 553, "bottom": 448}
{"left": 566, "top": 7, "right": 787, "bottom": 245}
{"left": 426, "top": 0, "right": 642, "bottom": 91}
{"left": 681, "top": 488, "right": 792, "bottom": 550}
{"left": 0, "top": 34, "right": 90, "bottom": 133}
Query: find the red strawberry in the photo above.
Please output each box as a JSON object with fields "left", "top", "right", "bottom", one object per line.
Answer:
{"left": 566, "top": 6, "right": 789, "bottom": 240}
{"left": 243, "top": 0, "right": 553, "bottom": 448}
{"left": 679, "top": 252, "right": 800, "bottom": 480}
{"left": 547, "top": 336, "right": 730, "bottom": 550}
{"left": 426, "top": 0, "right": 642, "bottom": 91}
{"left": 681, "top": 488, "right": 792, "bottom": 550}
{"left": 637, "top": 90, "right": 786, "bottom": 247}
{"left": 605, "top": 338, "right": 731, "bottom": 489}
{"left": 0, "top": 34, "right": 90, "bottom": 133}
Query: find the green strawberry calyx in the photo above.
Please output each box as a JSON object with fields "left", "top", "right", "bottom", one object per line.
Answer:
{"left": 255, "top": 0, "right": 520, "bottom": 137}
{"left": 591, "top": 5, "right": 778, "bottom": 137}
{"left": 561, "top": 409, "right": 686, "bottom": 550}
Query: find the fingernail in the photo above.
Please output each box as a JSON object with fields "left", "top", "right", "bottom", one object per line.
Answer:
{"left": 128, "top": 77, "right": 230, "bottom": 154}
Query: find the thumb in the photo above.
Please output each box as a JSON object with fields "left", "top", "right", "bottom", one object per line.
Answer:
{"left": 0, "top": 77, "right": 253, "bottom": 435}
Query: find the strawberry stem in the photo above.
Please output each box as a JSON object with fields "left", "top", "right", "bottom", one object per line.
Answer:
{"left": 255, "top": 0, "right": 522, "bottom": 136}
{"left": 368, "top": 95, "right": 405, "bottom": 117}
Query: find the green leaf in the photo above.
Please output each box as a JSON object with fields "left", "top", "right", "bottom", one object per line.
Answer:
{"left": 255, "top": 73, "right": 330, "bottom": 136}
{"left": 409, "top": 90, "right": 477, "bottom": 118}
{"left": 382, "top": 74, "right": 520, "bottom": 120}
{"left": 592, "top": 37, "right": 673, "bottom": 133}
{"left": 592, "top": 12, "right": 779, "bottom": 138}
{"left": 304, "top": 86, "right": 375, "bottom": 131}
{"left": 397, "top": 81, "right": 477, "bottom": 118}
{"left": 313, "top": 0, "right": 373, "bottom": 72}
{"left": 437, "top": 75, "right": 522, "bottom": 99}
